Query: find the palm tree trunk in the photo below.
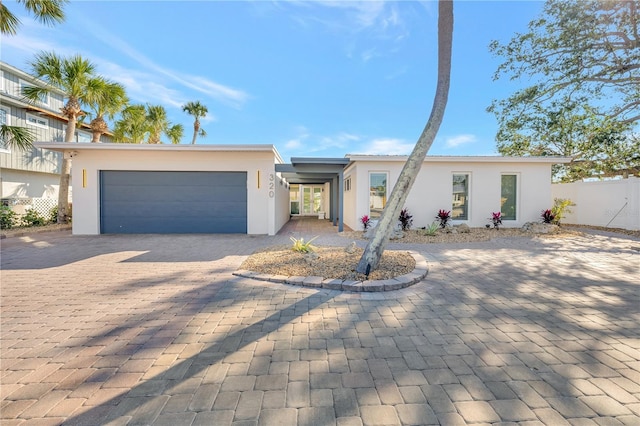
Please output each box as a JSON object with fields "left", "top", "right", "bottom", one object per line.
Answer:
{"left": 58, "top": 111, "right": 78, "bottom": 223}
{"left": 57, "top": 158, "right": 71, "bottom": 223}
{"left": 356, "top": 0, "right": 454, "bottom": 274}
{"left": 191, "top": 120, "right": 198, "bottom": 144}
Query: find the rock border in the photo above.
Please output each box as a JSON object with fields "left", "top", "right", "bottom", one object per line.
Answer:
{"left": 233, "top": 250, "right": 428, "bottom": 292}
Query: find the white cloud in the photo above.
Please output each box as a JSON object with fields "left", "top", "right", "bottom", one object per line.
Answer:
{"left": 358, "top": 138, "right": 414, "bottom": 155}
{"left": 445, "top": 134, "right": 477, "bottom": 149}
{"left": 285, "top": 139, "right": 304, "bottom": 150}
{"left": 282, "top": 1, "right": 410, "bottom": 62}
{"left": 75, "top": 14, "right": 249, "bottom": 109}
{"left": 308, "top": 132, "right": 361, "bottom": 153}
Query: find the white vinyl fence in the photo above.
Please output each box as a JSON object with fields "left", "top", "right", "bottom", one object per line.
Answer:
{"left": 551, "top": 177, "right": 640, "bottom": 231}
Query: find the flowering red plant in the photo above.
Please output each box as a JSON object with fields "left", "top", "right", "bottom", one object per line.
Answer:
{"left": 435, "top": 209, "right": 451, "bottom": 228}
{"left": 490, "top": 212, "right": 502, "bottom": 228}
{"left": 360, "top": 215, "right": 371, "bottom": 230}
{"left": 541, "top": 209, "right": 556, "bottom": 224}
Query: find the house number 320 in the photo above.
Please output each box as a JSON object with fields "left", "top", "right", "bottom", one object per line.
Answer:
{"left": 268, "top": 174, "right": 275, "bottom": 198}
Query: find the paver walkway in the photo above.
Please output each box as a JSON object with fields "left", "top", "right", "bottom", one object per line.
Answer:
{"left": 1, "top": 223, "right": 639, "bottom": 425}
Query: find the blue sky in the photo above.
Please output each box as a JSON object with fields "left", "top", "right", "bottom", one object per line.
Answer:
{"left": 2, "top": 1, "right": 544, "bottom": 162}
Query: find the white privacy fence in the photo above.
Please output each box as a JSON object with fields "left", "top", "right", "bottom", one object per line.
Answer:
{"left": 551, "top": 177, "right": 640, "bottom": 231}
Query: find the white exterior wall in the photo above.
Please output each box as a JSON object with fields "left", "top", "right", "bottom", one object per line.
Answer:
{"left": 343, "top": 169, "right": 357, "bottom": 230}
{"left": 64, "top": 147, "right": 280, "bottom": 235}
{"left": 346, "top": 157, "right": 557, "bottom": 230}
{"left": 274, "top": 172, "right": 290, "bottom": 234}
{"left": 552, "top": 177, "right": 640, "bottom": 230}
{"left": 0, "top": 168, "right": 61, "bottom": 199}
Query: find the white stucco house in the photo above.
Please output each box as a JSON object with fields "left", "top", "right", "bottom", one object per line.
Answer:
{"left": 35, "top": 142, "right": 570, "bottom": 236}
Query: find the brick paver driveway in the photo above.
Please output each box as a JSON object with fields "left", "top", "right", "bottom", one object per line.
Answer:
{"left": 1, "top": 229, "right": 639, "bottom": 425}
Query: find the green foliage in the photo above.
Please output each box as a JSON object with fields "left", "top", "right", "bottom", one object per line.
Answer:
{"left": 182, "top": 101, "right": 208, "bottom": 144}
{"left": 0, "top": 125, "right": 35, "bottom": 151}
{"left": 489, "top": 0, "right": 640, "bottom": 181}
{"left": 49, "top": 205, "right": 58, "bottom": 223}
{"left": 113, "top": 104, "right": 147, "bottom": 143}
{"left": 551, "top": 198, "right": 575, "bottom": 225}
{"left": 21, "top": 209, "right": 47, "bottom": 227}
{"left": 1, "top": 205, "right": 17, "bottom": 229}
{"left": 290, "top": 236, "right": 318, "bottom": 253}
{"left": 422, "top": 222, "right": 439, "bottom": 236}
{"left": 1, "top": 0, "right": 67, "bottom": 35}
{"left": 166, "top": 124, "right": 184, "bottom": 144}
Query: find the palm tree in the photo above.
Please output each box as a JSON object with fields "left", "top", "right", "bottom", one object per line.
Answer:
{"left": 1, "top": 0, "right": 67, "bottom": 35}
{"left": 356, "top": 0, "right": 454, "bottom": 274}
{"left": 23, "top": 51, "right": 97, "bottom": 224}
{"left": 113, "top": 104, "right": 148, "bottom": 143}
{"left": 166, "top": 124, "right": 184, "bottom": 145}
{"left": 182, "top": 101, "right": 208, "bottom": 144}
{"left": 145, "top": 104, "right": 169, "bottom": 144}
{"left": 84, "top": 77, "right": 128, "bottom": 143}
{"left": 0, "top": 125, "right": 34, "bottom": 151}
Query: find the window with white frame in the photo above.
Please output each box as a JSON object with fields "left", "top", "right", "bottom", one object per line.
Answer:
{"left": 369, "top": 172, "right": 388, "bottom": 219}
{"left": 26, "top": 112, "right": 49, "bottom": 129}
{"left": 501, "top": 174, "right": 518, "bottom": 220}
{"left": 20, "top": 79, "right": 50, "bottom": 106}
{"left": 344, "top": 176, "right": 351, "bottom": 192}
{"left": 452, "top": 173, "right": 469, "bottom": 220}
{"left": 62, "top": 125, "right": 92, "bottom": 142}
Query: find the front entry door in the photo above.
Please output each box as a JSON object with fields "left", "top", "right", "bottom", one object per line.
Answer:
{"left": 302, "top": 186, "right": 323, "bottom": 214}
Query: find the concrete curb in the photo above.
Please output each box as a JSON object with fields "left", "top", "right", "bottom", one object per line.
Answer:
{"left": 233, "top": 250, "right": 428, "bottom": 292}
{"left": 0, "top": 225, "right": 72, "bottom": 239}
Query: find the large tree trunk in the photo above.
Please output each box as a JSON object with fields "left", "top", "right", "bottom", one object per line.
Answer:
{"left": 57, "top": 158, "right": 71, "bottom": 224}
{"left": 59, "top": 98, "right": 81, "bottom": 224}
{"left": 356, "top": 0, "right": 454, "bottom": 274}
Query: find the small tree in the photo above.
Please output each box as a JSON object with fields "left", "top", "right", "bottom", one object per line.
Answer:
{"left": 182, "top": 101, "right": 208, "bottom": 144}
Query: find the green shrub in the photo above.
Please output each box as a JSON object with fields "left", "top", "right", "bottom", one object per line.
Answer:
{"left": 21, "top": 208, "right": 47, "bottom": 227}
{"left": 1, "top": 205, "right": 17, "bottom": 229}
{"left": 49, "top": 205, "right": 58, "bottom": 224}
{"left": 290, "top": 236, "right": 318, "bottom": 253}
{"left": 422, "top": 221, "right": 439, "bottom": 236}
{"left": 551, "top": 198, "right": 575, "bottom": 225}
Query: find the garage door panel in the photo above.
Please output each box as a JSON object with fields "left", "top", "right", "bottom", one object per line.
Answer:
{"left": 102, "top": 216, "right": 248, "bottom": 234}
{"left": 100, "top": 171, "right": 247, "bottom": 234}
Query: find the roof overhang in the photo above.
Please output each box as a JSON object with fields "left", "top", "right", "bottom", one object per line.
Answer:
{"left": 275, "top": 157, "right": 349, "bottom": 184}
{"left": 34, "top": 142, "right": 285, "bottom": 163}
{"left": 345, "top": 154, "right": 573, "bottom": 164}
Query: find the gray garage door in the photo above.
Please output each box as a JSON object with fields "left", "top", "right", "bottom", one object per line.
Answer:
{"left": 100, "top": 171, "right": 247, "bottom": 234}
